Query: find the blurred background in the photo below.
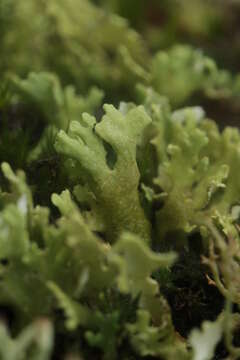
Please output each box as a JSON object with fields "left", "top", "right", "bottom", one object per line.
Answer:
{"left": 2, "top": 0, "right": 240, "bottom": 71}
{"left": 94, "top": 0, "right": 240, "bottom": 70}
{"left": 1, "top": 0, "right": 240, "bottom": 128}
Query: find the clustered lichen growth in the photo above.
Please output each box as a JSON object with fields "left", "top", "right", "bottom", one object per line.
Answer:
{"left": 1, "top": 0, "right": 240, "bottom": 359}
